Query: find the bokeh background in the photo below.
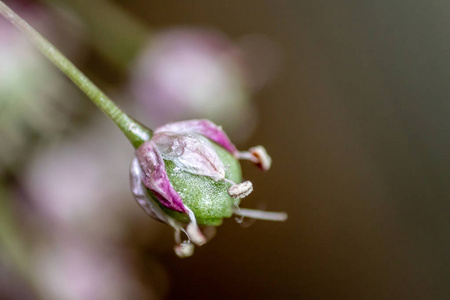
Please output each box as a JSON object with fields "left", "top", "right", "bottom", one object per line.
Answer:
{"left": 1, "top": 0, "right": 449, "bottom": 299}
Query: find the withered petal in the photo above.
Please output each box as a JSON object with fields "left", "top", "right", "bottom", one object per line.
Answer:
{"left": 155, "top": 119, "right": 238, "bottom": 155}
{"left": 135, "top": 141, "right": 187, "bottom": 213}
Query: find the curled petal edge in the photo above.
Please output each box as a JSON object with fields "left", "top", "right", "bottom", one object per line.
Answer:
{"left": 136, "top": 141, "right": 187, "bottom": 213}
{"left": 155, "top": 119, "right": 238, "bottom": 155}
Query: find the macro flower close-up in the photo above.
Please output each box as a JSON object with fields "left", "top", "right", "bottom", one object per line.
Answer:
{"left": 1, "top": 0, "right": 449, "bottom": 299}
{"left": 131, "top": 119, "right": 283, "bottom": 257}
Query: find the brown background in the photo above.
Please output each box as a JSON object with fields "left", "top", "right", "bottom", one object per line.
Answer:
{"left": 4, "top": 0, "right": 448, "bottom": 299}
{"left": 113, "top": 1, "right": 449, "bottom": 299}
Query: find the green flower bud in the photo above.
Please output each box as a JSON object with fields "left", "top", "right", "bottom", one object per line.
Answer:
{"left": 130, "top": 119, "right": 286, "bottom": 257}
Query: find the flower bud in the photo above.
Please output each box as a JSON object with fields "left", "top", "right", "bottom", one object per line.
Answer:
{"left": 130, "top": 119, "right": 286, "bottom": 257}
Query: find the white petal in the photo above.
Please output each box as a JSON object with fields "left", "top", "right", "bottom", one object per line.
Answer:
{"left": 153, "top": 132, "right": 226, "bottom": 181}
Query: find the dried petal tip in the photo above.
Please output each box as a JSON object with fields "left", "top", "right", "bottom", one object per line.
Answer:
{"left": 174, "top": 243, "right": 195, "bottom": 258}
{"left": 238, "top": 146, "right": 272, "bottom": 171}
{"left": 228, "top": 180, "right": 253, "bottom": 198}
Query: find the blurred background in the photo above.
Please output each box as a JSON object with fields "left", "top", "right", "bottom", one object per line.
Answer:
{"left": 1, "top": 0, "right": 449, "bottom": 299}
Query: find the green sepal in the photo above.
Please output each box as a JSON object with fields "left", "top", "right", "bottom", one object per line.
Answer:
{"left": 158, "top": 143, "right": 242, "bottom": 226}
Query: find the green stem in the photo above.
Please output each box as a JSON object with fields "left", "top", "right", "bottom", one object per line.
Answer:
{"left": 0, "top": 1, "right": 152, "bottom": 148}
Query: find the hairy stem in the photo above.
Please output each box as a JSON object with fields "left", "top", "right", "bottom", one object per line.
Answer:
{"left": 0, "top": 1, "right": 152, "bottom": 148}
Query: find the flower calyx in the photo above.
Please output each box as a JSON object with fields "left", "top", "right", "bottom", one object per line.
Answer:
{"left": 130, "top": 119, "right": 286, "bottom": 257}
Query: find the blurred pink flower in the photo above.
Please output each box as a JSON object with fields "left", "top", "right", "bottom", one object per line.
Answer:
{"left": 22, "top": 117, "right": 163, "bottom": 241}
{"left": 129, "top": 28, "right": 258, "bottom": 141}
{"left": 20, "top": 117, "right": 167, "bottom": 299}
{"left": 33, "top": 236, "right": 150, "bottom": 300}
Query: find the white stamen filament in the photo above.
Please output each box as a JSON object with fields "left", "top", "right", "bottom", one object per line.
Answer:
{"left": 233, "top": 204, "right": 245, "bottom": 223}
{"left": 185, "top": 206, "right": 206, "bottom": 246}
{"left": 237, "top": 151, "right": 258, "bottom": 163}
{"left": 223, "top": 178, "right": 236, "bottom": 185}
{"left": 174, "top": 227, "right": 182, "bottom": 244}
{"left": 233, "top": 207, "right": 288, "bottom": 222}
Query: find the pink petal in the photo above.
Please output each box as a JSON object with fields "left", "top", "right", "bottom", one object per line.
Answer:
{"left": 155, "top": 119, "right": 238, "bottom": 155}
{"left": 152, "top": 131, "right": 226, "bottom": 181}
{"left": 136, "top": 141, "right": 187, "bottom": 213}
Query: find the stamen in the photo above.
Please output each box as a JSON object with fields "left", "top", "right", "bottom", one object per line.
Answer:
{"left": 234, "top": 204, "right": 245, "bottom": 223}
{"left": 237, "top": 151, "right": 257, "bottom": 162}
{"left": 238, "top": 146, "right": 272, "bottom": 171}
{"left": 174, "top": 227, "right": 182, "bottom": 244}
{"left": 174, "top": 242, "right": 195, "bottom": 258}
{"left": 223, "top": 178, "right": 236, "bottom": 185}
{"left": 227, "top": 180, "right": 253, "bottom": 198}
{"left": 185, "top": 206, "right": 206, "bottom": 246}
{"left": 233, "top": 207, "right": 288, "bottom": 222}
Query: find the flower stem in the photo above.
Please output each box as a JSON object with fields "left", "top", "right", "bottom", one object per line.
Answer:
{"left": 0, "top": 1, "right": 152, "bottom": 149}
